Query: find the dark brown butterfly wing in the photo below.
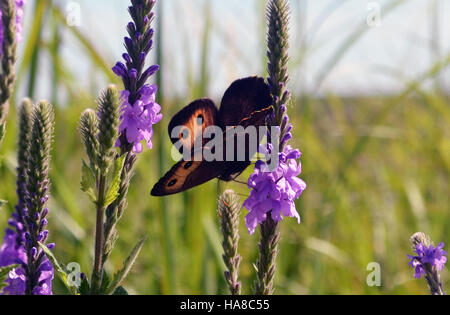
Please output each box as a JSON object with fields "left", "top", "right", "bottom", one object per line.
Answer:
{"left": 216, "top": 77, "right": 272, "bottom": 179}
{"left": 168, "top": 98, "right": 218, "bottom": 155}
{"left": 218, "top": 76, "right": 272, "bottom": 128}
{"left": 152, "top": 77, "right": 273, "bottom": 197}
{"left": 151, "top": 160, "right": 224, "bottom": 196}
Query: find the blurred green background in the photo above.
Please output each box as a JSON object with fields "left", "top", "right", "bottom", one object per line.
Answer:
{"left": 0, "top": 0, "right": 449, "bottom": 294}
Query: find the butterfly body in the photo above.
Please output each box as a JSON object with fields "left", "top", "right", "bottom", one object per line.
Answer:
{"left": 151, "top": 77, "right": 272, "bottom": 197}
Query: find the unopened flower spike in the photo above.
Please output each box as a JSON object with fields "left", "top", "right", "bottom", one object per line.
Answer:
{"left": 218, "top": 190, "right": 242, "bottom": 295}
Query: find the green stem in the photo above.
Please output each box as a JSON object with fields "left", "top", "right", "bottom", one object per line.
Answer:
{"left": 155, "top": 0, "right": 175, "bottom": 294}
{"left": 255, "top": 215, "right": 279, "bottom": 295}
{"left": 91, "top": 175, "right": 107, "bottom": 294}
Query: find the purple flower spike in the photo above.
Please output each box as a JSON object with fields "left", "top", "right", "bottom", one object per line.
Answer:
{"left": 408, "top": 243, "right": 447, "bottom": 279}
{"left": 408, "top": 233, "right": 447, "bottom": 295}
{"left": 112, "top": 62, "right": 127, "bottom": 77}
{"left": 128, "top": 68, "right": 138, "bottom": 81}
{"left": 122, "top": 53, "right": 132, "bottom": 64}
{"left": 113, "top": 0, "right": 160, "bottom": 154}
{"left": 244, "top": 145, "right": 306, "bottom": 235}
{"left": 117, "top": 86, "right": 162, "bottom": 153}
{"left": 0, "top": 0, "right": 26, "bottom": 53}
{"left": 0, "top": 229, "right": 27, "bottom": 295}
{"left": 285, "top": 124, "right": 293, "bottom": 134}
{"left": 1, "top": 101, "right": 55, "bottom": 295}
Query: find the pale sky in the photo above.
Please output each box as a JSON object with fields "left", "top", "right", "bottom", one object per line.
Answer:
{"left": 22, "top": 0, "right": 450, "bottom": 100}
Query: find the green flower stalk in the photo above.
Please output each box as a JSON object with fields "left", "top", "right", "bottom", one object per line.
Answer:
{"left": 106, "top": 0, "right": 160, "bottom": 266}
{"left": 91, "top": 86, "right": 120, "bottom": 294}
{"left": 254, "top": 216, "right": 280, "bottom": 295}
{"left": 79, "top": 85, "right": 145, "bottom": 296}
{"left": 79, "top": 85, "right": 121, "bottom": 294}
{"left": 0, "top": 0, "right": 18, "bottom": 144}
{"left": 218, "top": 190, "right": 242, "bottom": 295}
{"left": 77, "top": 0, "right": 159, "bottom": 295}
{"left": 107, "top": 1, "right": 160, "bottom": 263}
{"left": 103, "top": 153, "right": 136, "bottom": 265}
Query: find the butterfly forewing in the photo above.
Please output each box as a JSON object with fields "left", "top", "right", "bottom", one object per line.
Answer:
{"left": 218, "top": 78, "right": 273, "bottom": 180}
{"left": 168, "top": 98, "right": 218, "bottom": 156}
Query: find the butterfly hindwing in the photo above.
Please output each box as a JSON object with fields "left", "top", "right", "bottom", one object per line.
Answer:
{"left": 218, "top": 76, "right": 272, "bottom": 129}
{"left": 218, "top": 107, "right": 274, "bottom": 181}
{"left": 151, "top": 160, "right": 224, "bottom": 196}
{"left": 168, "top": 98, "right": 218, "bottom": 155}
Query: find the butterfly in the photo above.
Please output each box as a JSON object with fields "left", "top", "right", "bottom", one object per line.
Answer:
{"left": 151, "top": 76, "right": 273, "bottom": 197}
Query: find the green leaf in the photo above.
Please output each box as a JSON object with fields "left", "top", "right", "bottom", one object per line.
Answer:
{"left": 78, "top": 274, "right": 90, "bottom": 296}
{"left": 81, "top": 160, "right": 97, "bottom": 203}
{"left": 105, "top": 236, "right": 147, "bottom": 295}
{"left": 38, "top": 243, "right": 79, "bottom": 295}
{"left": 100, "top": 270, "right": 111, "bottom": 294}
{"left": 0, "top": 265, "right": 18, "bottom": 293}
{"left": 113, "top": 286, "right": 129, "bottom": 295}
{"left": 0, "top": 199, "right": 7, "bottom": 209}
{"left": 103, "top": 155, "right": 125, "bottom": 207}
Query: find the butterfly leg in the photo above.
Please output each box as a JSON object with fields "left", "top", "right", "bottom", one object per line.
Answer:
{"left": 231, "top": 178, "right": 248, "bottom": 186}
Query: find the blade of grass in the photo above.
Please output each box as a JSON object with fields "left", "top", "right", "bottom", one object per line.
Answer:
{"left": 198, "top": 0, "right": 211, "bottom": 97}
{"left": 339, "top": 53, "right": 450, "bottom": 182}
{"left": 51, "top": 6, "right": 118, "bottom": 83}
{"left": 155, "top": 0, "right": 175, "bottom": 295}
{"left": 314, "top": 0, "right": 407, "bottom": 92}
{"left": 15, "top": 0, "right": 49, "bottom": 98}
{"left": 317, "top": 52, "right": 450, "bottom": 241}
{"left": 50, "top": 9, "right": 61, "bottom": 104}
